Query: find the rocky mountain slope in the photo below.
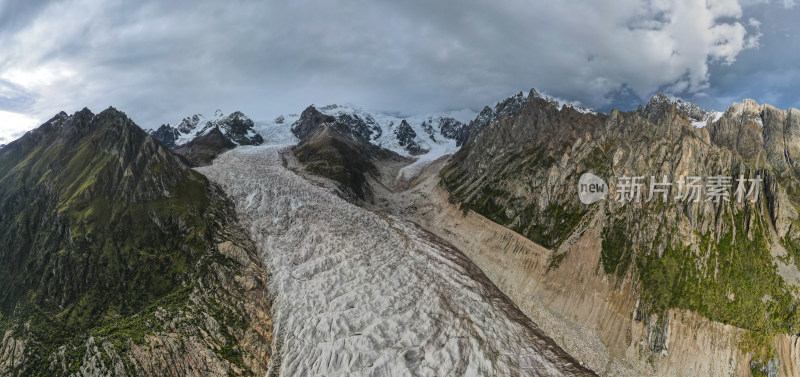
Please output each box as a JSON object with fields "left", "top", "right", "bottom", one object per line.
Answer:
{"left": 440, "top": 89, "right": 800, "bottom": 375}
{"left": 0, "top": 108, "right": 272, "bottom": 376}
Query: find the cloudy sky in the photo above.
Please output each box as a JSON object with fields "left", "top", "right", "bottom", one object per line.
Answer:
{"left": 0, "top": 0, "right": 798, "bottom": 143}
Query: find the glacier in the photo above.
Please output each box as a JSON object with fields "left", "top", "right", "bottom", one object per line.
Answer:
{"left": 197, "top": 145, "right": 592, "bottom": 376}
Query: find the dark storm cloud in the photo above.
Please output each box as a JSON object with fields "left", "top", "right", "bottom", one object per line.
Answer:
{"left": 0, "top": 0, "right": 795, "bottom": 143}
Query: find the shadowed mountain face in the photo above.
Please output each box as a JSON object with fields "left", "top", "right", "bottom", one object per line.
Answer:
{"left": 442, "top": 91, "right": 800, "bottom": 370}
{"left": 290, "top": 105, "right": 406, "bottom": 201}
{"left": 174, "top": 126, "right": 238, "bottom": 166}
{"left": 149, "top": 111, "right": 263, "bottom": 166}
{"left": 0, "top": 108, "right": 272, "bottom": 376}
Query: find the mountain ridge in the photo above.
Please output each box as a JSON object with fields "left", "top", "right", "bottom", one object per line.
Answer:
{"left": 440, "top": 89, "right": 800, "bottom": 375}
{"left": 0, "top": 107, "right": 272, "bottom": 376}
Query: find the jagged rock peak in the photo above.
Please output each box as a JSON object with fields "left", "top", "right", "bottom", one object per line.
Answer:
{"left": 462, "top": 88, "right": 570, "bottom": 147}
{"left": 394, "top": 119, "right": 428, "bottom": 156}
{"left": 209, "top": 110, "right": 262, "bottom": 145}
{"left": 290, "top": 105, "right": 336, "bottom": 141}
{"left": 394, "top": 120, "right": 417, "bottom": 148}
{"left": 175, "top": 114, "right": 205, "bottom": 134}
{"left": 30, "top": 107, "right": 141, "bottom": 142}
{"left": 725, "top": 98, "right": 767, "bottom": 118}
{"left": 494, "top": 91, "right": 528, "bottom": 118}
{"left": 149, "top": 109, "right": 263, "bottom": 148}
{"left": 150, "top": 124, "right": 181, "bottom": 149}
{"left": 638, "top": 93, "right": 721, "bottom": 128}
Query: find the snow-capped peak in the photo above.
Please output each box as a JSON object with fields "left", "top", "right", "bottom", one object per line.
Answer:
{"left": 150, "top": 110, "right": 263, "bottom": 148}
{"left": 642, "top": 93, "right": 721, "bottom": 128}
{"left": 311, "top": 103, "right": 475, "bottom": 160}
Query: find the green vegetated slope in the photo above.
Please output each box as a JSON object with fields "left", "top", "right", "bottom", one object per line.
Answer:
{"left": 0, "top": 108, "right": 270, "bottom": 376}
{"left": 443, "top": 92, "right": 800, "bottom": 358}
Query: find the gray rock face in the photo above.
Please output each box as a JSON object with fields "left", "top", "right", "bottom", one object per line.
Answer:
{"left": 176, "top": 113, "right": 204, "bottom": 134}
{"left": 149, "top": 114, "right": 205, "bottom": 147}
{"left": 327, "top": 108, "right": 383, "bottom": 141}
{"left": 150, "top": 123, "right": 181, "bottom": 148}
{"left": 709, "top": 100, "right": 800, "bottom": 171}
{"left": 436, "top": 117, "right": 468, "bottom": 146}
{"left": 290, "top": 106, "right": 402, "bottom": 201}
{"left": 292, "top": 104, "right": 384, "bottom": 143}
{"left": 394, "top": 119, "right": 427, "bottom": 155}
{"left": 639, "top": 93, "right": 716, "bottom": 126}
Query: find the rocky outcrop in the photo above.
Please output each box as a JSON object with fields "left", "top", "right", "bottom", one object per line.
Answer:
{"left": 445, "top": 93, "right": 606, "bottom": 248}
{"left": 394, "top": 119, "right": 427, "bottom": 155}
{"left": 322, "top": 105, "right": 383, "bottom": 141}
{"left": 148, "top": 114, "right": 204, "bottom": 147}
{"left": 436, "top": 117, "right": 467, "bottom": 146}
{"left": 461, "top": 90, "right": 533, "bottom": 147}
{"left": 291, "top": 105, "right": 387, "bottom": 144}
{"left": 149, "top": 123, "right": 181, "bottom": 148}
{"left": 640, "top": 93, "right": 719, "bottom": 127}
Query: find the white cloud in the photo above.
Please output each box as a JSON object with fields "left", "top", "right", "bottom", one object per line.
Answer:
{"left": 0, "top": 0, "right": 769, "bottom": 142}
{"left": 0, "top": 110, "right": 40, "bottom": 144}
